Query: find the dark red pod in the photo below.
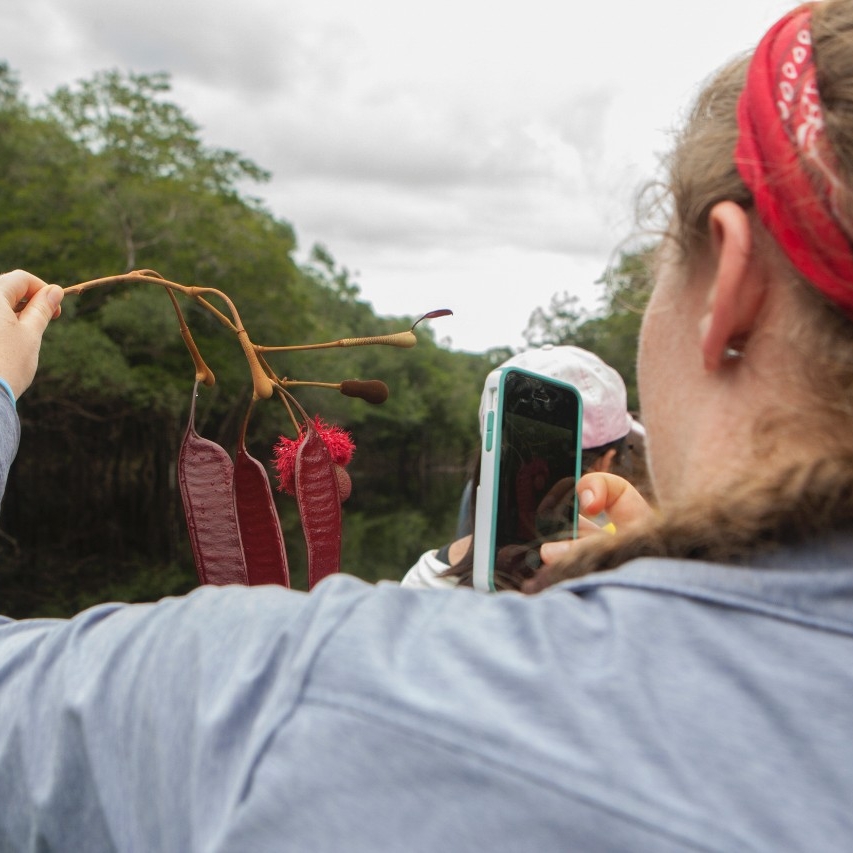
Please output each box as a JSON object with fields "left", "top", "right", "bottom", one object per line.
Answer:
{"left": 178, "top": 381, "right": 249, "bottom": 586}
{"left": 234, "top": 438, "right": 290, "bottom": 587}
{"left": 295, "top": 423, "right": 342, "bottom": 589}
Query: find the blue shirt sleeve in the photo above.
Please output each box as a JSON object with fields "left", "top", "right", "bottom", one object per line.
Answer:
{"left": 2, "top": 537, "right": 852, "bottom": 850}
{"left": 0, "top": 578, "right": 375, "bottom": 851}
{"left": 0, "top": 392, "right": 20, "bottom": 503}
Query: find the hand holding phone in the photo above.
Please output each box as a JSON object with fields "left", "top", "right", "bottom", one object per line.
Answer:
{"left": 472, "top": 367, "right": 583, "bottom": 591}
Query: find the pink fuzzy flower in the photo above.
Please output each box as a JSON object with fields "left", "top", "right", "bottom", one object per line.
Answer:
{"left": 273, "top": 416, "right": 355, "bottom": 495}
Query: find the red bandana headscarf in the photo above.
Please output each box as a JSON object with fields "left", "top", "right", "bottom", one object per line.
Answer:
{"left": 736, "top": 3, "right": 853, "bottom": 315}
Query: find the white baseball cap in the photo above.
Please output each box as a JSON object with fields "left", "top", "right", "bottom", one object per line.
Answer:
{"left": 485, "top": 345, "right": 635, "bottom": 449}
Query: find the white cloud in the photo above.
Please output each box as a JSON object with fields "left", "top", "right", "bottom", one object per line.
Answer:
{"left": 1, "top": 0, "right": 796, "bottom": 352}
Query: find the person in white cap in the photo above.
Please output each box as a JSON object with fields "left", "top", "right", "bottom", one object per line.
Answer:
{"left": 400, "top": 344, "right": 644, "bottom": 590}
{"left": 505, "top": 344, "right": 643, "bottom": 479}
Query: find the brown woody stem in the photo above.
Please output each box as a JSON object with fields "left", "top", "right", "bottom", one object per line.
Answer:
{"left": 257, "top": 330, "right": 417, "bottom": 353}
{"left": 62, "top": 270, "right": 449, "bottom": 412}
{"left": 166, "top": 289, "right": 215, "bottom": 386}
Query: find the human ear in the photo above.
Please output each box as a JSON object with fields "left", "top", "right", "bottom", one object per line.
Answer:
{"left": 699, "top": 201, "right": 767, "bottom": 372}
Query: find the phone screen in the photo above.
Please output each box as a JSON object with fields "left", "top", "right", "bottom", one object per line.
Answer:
{"left": 474, "top": 368, "right": 582, "bottom": 590}
{"left": 496, "top": 370, "right": 580, "bottom": 551}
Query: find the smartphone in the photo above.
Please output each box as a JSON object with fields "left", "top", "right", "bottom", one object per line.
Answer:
{"left": 472, "top": 367, "right": 583, "bottom": 591}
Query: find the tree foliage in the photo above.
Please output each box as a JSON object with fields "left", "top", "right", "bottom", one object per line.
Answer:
{"left": 524, "top": 248, "right": 656, "bottom": 411}
{"left": 0, "top": 63, "right": 648, "bottom": 616}
{"left": 0, "top": 65, "right": 494, "bottom": 615}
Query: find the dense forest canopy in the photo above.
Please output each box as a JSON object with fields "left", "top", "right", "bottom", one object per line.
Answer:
{"left": 0, "top": 63, "right": 649, "bottom": 616}
{"left": 524, "top": 248, "right": 654, "bottom": 412}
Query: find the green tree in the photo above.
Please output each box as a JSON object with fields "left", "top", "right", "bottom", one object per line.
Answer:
{"left": 43, "top": 70, "right": 270, "bottom": 272}
{"left": 524, "top": 247, "right": 656, "bottom": 410}
{"left": 0, "top": 64, "right": 499, "bottom": 614}
{"left": 0, "top": 64, "right": 99, "bottom": 276}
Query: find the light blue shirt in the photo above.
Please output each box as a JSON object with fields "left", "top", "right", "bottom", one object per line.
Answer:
{"left": 0, "top": 392, "right": 19, "bottom": 502}
{"left": 1, "top": 395, "right": 852, "bottom": 850}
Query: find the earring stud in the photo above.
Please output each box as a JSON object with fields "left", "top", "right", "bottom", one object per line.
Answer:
{"left": 723, "top": 346, "right": 745, "bottom": 360}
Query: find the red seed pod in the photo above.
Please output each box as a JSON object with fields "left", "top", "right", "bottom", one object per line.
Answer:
{"left": 273, "top": 416, "right": 355, "bottom": 495}
{"left": 178, "top": 381, "right": 248, "bottom": 586}
{"left": 295, "top": 422, "right": 342, "bottom": 589}
{"left": 235, "top": 440, "right": 290, "bottom": 587}
{"left": 334, "top": 464, "right": 352, "bottom": 502}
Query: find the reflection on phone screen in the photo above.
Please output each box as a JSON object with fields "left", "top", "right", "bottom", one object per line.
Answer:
{"left": 495, "top": 372, "right": 579, "bottom": 564}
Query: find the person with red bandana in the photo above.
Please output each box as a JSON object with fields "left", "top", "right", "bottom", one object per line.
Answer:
{"left": 1, "top": 3, "right": 853, "bottom": 849}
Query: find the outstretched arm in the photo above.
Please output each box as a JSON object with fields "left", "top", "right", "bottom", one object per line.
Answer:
{"left": 0, "top": 269, "right": 63, "bottom": 400}
{"left": 0, "top": 270, "right": 63, "bottom": 498}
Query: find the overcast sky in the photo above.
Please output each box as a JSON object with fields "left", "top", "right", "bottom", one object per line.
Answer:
{"left": 3, "top": 0, "right": 793, "bottom": 352}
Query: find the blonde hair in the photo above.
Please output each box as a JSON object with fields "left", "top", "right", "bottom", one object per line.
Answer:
{"left": 529, "top": 456, "right": 853, "bottom": 590}
{"left": 536, "top": 0, "right": 853, "bottom": 590}
{"left": 668, "top": 1, "right": 853, "bottom": 436}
